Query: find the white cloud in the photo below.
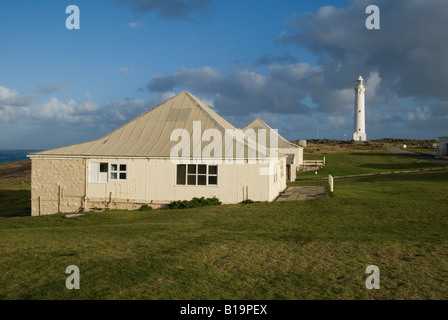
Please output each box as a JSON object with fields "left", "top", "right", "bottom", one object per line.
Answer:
{"left": 316, "top": 6, "right": 338, "bottom": 19}
{"left": 120, "top": 67, "right": 133, "bottom": 74}
{"left": 365, "top": 72, "right": 381, "bottom": 97}
{"left": 0, "top": 85, "right": 100, "bottom": 124}
{"left": 0, "top": 86, "right": 18, "bottom": 100}
{"left": 159, "top": 91, "right": 177, "bottom": 101}
{"left": 407, "top": 107, "right": 430, "bottom": 121}
{"left": 126, "top": 22, "right": 144, "bottom": 28}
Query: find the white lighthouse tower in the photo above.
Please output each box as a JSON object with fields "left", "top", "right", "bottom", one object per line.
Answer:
{"left": 353, "top": 75, "right": 367, "bottom": 141}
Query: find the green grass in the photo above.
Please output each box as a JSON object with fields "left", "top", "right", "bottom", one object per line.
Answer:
{"left": 403, "top": 147, "right": 437, "bottom": 154}
{"left": 0, "top": 161, "right": 31, "bottom": 218}
{"left": 298, "top": 150, "right": 448, "bottom": 180}
{"left": 1, "top": 155, "right": 448, "bottom": 299}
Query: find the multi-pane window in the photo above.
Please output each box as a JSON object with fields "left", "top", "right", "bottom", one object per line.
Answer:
{"left": 177, "top": 164, "right": 218, "bottom": 186}
{"left": 110, "top": 164, "right": 127, "bottom": 181}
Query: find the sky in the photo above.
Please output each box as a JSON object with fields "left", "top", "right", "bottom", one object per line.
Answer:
{"left": 0, "top": 0, "right": 447, "bottom": 150}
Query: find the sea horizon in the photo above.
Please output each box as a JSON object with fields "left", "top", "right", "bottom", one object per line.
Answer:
{"left": 0, "top": 149, "right": 42, "bottom": 165}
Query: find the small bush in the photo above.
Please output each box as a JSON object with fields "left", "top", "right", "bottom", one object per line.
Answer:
{"left": 139, "top": 205, "right": 153, "bottom": 211}
{"left": 241, "top": 199, "right": 258, "bottom": 204}
{"left": 170, "top": 197, "right": 222, "bottom": 210}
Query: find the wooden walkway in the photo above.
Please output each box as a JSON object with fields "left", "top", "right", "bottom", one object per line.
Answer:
{"left": 276, "top": 186, "right": 329, "bottom": 201}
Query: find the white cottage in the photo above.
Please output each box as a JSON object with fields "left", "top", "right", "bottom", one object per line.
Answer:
{"left": 29, "top": 91, "right": 287, "bottom": 216}
{"left": 243, "top": 118, "right": 303, "bottom": 182}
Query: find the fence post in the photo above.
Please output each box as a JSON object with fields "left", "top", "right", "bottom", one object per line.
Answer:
{"left": 58, "top": 185, "right": 61, "bottom": 213}
{"left": 328, "top": 174, "right": 334, "bottom": 193}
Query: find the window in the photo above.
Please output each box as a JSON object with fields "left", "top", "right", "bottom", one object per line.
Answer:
{"left": 89, "top": 162, "right": 108, "bottom": 183}
{"left": 89, "top": 162, "right": 127, "bottom": 182}
{"left": 177, "top": 164, "right": 186, "bottom": 185}
{"left": 208, "top": 165, "right": 218, "bottom": 185}
{"left": 198, "top": 165, "right": 207, "bottom": 185}
{"left": 177, "top": 164, "right": 218, "bottom": 186}
{"left": 187, "top": 164, "right": 196, "bottom": 185}
{"left": 110, "top": 163, "right": 127, "bottom": 181}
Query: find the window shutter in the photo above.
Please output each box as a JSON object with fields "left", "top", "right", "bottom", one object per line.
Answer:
{"left": 89, "top": 163, "right": 99, "bottom": 183}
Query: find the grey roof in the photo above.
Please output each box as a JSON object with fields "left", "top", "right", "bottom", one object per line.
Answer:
{"left": 243, "top": 118, "right": 302, "bottom": 149}
{"left": 32, "top": 91, "right": 268, "bottom": 159}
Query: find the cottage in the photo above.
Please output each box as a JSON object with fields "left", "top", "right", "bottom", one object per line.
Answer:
{"left": 243, "top": 118, "right": 303, "bottom": 182}
{"left": 29, "top": 91, "right": 287, "bottom": 216}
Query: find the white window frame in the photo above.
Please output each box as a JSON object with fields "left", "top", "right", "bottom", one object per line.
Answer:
{"left": 109, "top": 163, "right": 128, "bottom": 181}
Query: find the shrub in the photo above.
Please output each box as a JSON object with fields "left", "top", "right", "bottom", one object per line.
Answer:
{"left": 139, "top": 205, "right": 153, "bottom": 211}
{"left": 241, "top": 199, "right": 261, "bottom": 204}
{"left": 170, "top": 197, "right": 222, "bottom": 210}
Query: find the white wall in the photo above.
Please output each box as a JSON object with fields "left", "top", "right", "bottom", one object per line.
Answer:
{"left": 87, "top": 157, "right": 287, "bottom": 205}
{"left": 279, "top": 146, "right": 302, "bottom": 181}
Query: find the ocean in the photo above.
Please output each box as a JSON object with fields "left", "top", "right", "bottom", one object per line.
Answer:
{"left": 0, "top": 150, "right": 41, "bottom": 165}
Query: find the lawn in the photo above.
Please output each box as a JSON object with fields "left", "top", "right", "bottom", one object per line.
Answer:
{"left": 403, "top": 147, "right": 437, "bottom": 154}
{"left": 0, "top": 161, "right": 31, "bottom": 218}
{"left": 0, "top": 153, "right": 448, "bottom": 300}
{"left": 297, "top": 150, "right": 448, "bottom": 181}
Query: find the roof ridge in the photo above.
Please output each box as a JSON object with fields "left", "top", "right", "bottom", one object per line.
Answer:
{"left": 183, "top": 91, "right": 235, "bottom": 132}
{"left": 244, "top": 118, "right": 301, "bottom": 149}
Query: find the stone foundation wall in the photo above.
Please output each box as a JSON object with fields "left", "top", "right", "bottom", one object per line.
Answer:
{"left": 86, "top": 200, "right": 169, "bottom": 211}
{"left": 31, "top": 158, "right": 86, "bottom": 216}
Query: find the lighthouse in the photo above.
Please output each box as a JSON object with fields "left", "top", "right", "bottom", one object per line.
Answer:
{"left": 353, "top": 75, "right": 367, "bottom": 141}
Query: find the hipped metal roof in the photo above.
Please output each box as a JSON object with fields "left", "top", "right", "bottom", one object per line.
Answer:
{"left": 32, "top": 91, "right": 272, "bottom": 159}
{"left": 243, "top": 118, "right": 302, "bottom": 150}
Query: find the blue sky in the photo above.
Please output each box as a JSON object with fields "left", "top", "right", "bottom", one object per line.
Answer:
{"left": 0, "top": 0, "right": 447, "bottom": 149}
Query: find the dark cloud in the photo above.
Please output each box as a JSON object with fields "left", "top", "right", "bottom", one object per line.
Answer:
{"left": 1, "top": 93, "right": 35, "bottom": 107}
{"left": 254, "top": 53, "right": 299, "bottom": 66}
{"left": 142, "top": 0, "right": 447, "bottom": 138}
{"left": 147, "top": 65, "right": 317, "bottom": 116}
{"left": 276, "top": 0, "right": 448, "bottom": 137}
{"left": 148, "top": 67, "right": 220, "bottom": 93}
{"left": 34, "top": 83, "right": 66, "bottom": 94}
{"left": 280, "top": 0, "right": 448, "bottom": 101}
{"left": 120, "top": 0, "right": 213, "bottom": 20}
